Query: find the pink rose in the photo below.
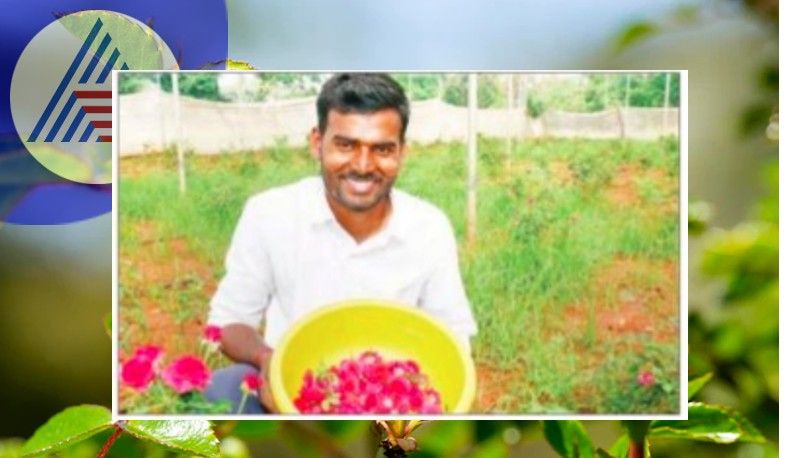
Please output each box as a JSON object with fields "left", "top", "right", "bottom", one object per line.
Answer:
{"left": 203, "top": 325, "right": 222, "bottom": 344}
{"left": 133, "top": 345, "right": 164, "bottom": 365}
{"left": 162, "top": 355, "right": 212, "bottom": 394}
{"left": 637, "top": 370, "right": 656, "bottom": 387}
{"left": 241, "top": 373, "right": 263, "bottom": 395}
{"left": 292, "top": 351, "right": 443, "bottom": 414}
{"left": 121, "top": 356, "right": 156, "bottom": 391}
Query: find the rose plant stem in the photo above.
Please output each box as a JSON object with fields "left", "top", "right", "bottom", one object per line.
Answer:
{"left": 236, "top": 393, "right": 249, "bottom": 414}
{"left": 97, "top": 423, "right": 125, "bottom": 458}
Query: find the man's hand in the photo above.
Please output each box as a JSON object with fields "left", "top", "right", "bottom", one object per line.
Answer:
{"left": 257, "top": 348, "right": 277, "bottom": 412}
{"left": 217, "top": 324, "right": 276, "bottom": 412}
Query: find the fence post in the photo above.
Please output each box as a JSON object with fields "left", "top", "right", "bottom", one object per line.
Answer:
{"left": 622, "top": 73, "right": 632, "bottom": 139}
{"left": 505, "top": 74, "right": 514, "bottom": 168}
{"left": 625, "top": 73, "right": 631, "bottom": 108}
{"left": 662, "top": 72, "right": 672, "bottom": 136}
{"left": 158, "top": 74, "right": 167, "bottom": 151}
{"left": 171, "top": 72, "right": 186, "bottom": 194}
{"left": 467, "top": 73, "right": 478, "bottom": 247}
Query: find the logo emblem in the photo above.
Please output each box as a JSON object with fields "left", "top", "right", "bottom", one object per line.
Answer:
{"left": 11, "top": 10, "right": 176, "bottom": 184}
{"left": 28, "top": 18, "right": 121, "bottom": 145}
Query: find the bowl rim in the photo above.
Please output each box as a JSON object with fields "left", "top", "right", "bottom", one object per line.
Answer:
{"left": 269, "top": 298, "right": 476, "bottom": 414}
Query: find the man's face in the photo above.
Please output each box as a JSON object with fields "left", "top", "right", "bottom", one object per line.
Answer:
{"left": 311, "top": 109, "right": 406, "bottom": 212}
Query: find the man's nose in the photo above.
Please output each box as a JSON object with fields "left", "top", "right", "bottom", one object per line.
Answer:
{"left": 351, "top": 145, "right": 375, "bottom": 172}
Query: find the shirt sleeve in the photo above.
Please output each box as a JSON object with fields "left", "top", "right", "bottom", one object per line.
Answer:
{"left": 418, "top": 217, "right": 478, "bottom": 346}
{"left": 208, "top": 198, "right": 273, "bottom": 330}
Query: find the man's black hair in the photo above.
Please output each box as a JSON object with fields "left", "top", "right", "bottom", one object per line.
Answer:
{"left": 316, "top": 73, "right": 410, "bottom": 142}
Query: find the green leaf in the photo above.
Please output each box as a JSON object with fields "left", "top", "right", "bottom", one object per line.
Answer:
{"left": 688, "top": 373, "right": 713, "bottom": 399}
{"left": 650, "top": 402, "right": 766, "bottom": 444}
{"left": 104, "top": 312, "right": 112, "bottom": 338}
{"left": 543, "top": 421, "right": 594, "bottom": 458}
{"left": 595, "top": 449, "right": 614, "bottom": 458}
{"left": 688, "top": 201, "right": 713, "bottom": 235}
{"left": 614, "top": 21, "right": 659, "bottom": 52}
{"left": 20, "top": 405, "right": 113, "bottom": 457}
{"left": 124, "top": 420, "right": 220, "bottom": 457}
{"left": 608, "top": 436, "right": 629, "bottom": 458}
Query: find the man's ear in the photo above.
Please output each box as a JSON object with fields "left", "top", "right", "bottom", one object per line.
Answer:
{"left": 309, "top": 127, "right": 322, "bottom": 160}
{"left": 398, "top": 142, "right": 408, "bottom": 164}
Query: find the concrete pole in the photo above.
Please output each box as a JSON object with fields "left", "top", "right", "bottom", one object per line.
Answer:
{"left": 505, "top": 74, "right": 514, "bottom": 167}
{"left": 171, "top": 72, "right": 186, "bottom": 194}
{"left": 467, "top": 73, "right": 478, "bottom": 247}
{"left": 662, "top": 73, "right": 672, "bottom": 136}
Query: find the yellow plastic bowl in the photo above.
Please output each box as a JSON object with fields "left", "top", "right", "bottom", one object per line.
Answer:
{"left": 269, "top": 299, "right": 476, "bottom": 414}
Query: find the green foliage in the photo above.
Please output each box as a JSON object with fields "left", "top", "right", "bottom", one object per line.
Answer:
{"left": 442, "top": 77, "right": 467, "bottom": 106}
{"left": 21, "top": 405, "right": 220, "bottom": 457}
{"left": 392, "top": 74, "right": 442, "bottom": 100}
{"left": 688, "top": 201, "right": 713, "bottom": 235}
{"left": 650, "top": 403, "right": 766, "bottom": 444}
{"left": 160, "top": 74, "right": 222, "bottom": 101}
{"left": 543, "top": 421, "right": 594, "bottom": 458}
{"left": 628, "top": 73, "right": 679, "bottom": 108}
{"left": 688, "top": 373, "right": 713, "bottom": 400}
{"left": 442, "top": 75, "right": 506, "bottom": 108}
{"left": 526, "top": 95, "right": 545, "bottom": 118}
{"left": 124, "top": 420, "right": 220, "bottom": 457}
{"left": 523, "top": 72, "right": 678, "bottom": 115}
{"left": 119, "top": 74, "right": 156, "bottom": 94}
{"left": 527, "top": 79, "right": 588, "bottom": 113}
{"left": 690, "top": 162, "right": 779, "bottom": 412}
{"left": 20, "top": 405, "right": 111, "bottom": 457}
{"left": 614, "top": 21, "right": 659, "bottom": 52}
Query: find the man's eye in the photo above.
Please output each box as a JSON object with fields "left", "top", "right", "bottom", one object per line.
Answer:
{"left": 373, "top": 145, "right": 395, "bottom": 155}
{"left": 336, "top": 141, "right": 354, "bottom": 151}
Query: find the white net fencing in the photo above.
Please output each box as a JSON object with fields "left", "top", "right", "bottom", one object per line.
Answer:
{"left": 118, "top": 88, "right": 679, "bottom": 156}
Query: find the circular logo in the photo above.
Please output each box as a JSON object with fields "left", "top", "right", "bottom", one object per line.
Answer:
{"left": 10, "top": 10, "right": 177, "bottom": 184}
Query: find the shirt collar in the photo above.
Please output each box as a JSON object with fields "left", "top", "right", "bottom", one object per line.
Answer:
{"left": 308, "top": 176, "right": 409, "bottom": 244}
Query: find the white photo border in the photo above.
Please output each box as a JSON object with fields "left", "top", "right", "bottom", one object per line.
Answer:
{"left": 112, "top": 69, "right": 689, "bottom": 421}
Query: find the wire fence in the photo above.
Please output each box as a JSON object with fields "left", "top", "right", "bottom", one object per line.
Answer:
{"left": 118, "top": 88, "right": 678, "bottom": 156}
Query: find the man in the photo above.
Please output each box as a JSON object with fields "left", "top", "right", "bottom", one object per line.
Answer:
{"left": 205, "top": 73, "right": 477, "bottom": 413}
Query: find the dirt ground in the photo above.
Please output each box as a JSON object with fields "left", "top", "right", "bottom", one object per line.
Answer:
{"left": 119, "top": 221, "right": 217, "bottom": 359}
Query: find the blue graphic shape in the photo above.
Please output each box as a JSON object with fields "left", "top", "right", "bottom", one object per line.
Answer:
{"left": 27, "top": 18, "right": 102, "bottom": 142}
{"left": 1, "top": 1, "right": 228, "bottom": 224}
{"left": 79, "top": 33, "right": 111, "bottom": 83}
{"left": 62, "top": 106, "right": 86, "bottom": 142}
{"left": 45, "top": 93, "right": 77, "bottom": 142}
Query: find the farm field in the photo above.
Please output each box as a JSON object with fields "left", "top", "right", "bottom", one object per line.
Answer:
{"left": 119, "top": 136, "right": 680, "bottom": 414}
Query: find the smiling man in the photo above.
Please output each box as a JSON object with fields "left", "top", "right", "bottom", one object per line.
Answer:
{"left": 205, "top": 73, "right": 477, "bottom": 413}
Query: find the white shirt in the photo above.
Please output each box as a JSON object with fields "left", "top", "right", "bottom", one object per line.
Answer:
{"left": 208, "top": 176, "right": 478, "bottom": 349}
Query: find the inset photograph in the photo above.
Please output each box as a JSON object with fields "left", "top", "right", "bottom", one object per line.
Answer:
{"left": 114, "top": 71, "right": 683, "bottom": 416}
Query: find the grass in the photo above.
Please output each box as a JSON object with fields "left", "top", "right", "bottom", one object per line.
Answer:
{"left": 119, "top": 136, "right": 680, "bottom": 414}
